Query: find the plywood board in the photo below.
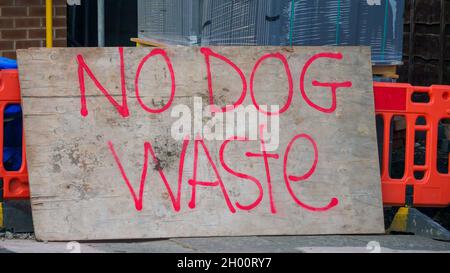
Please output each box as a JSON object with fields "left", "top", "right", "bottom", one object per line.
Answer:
{"left": 17, "top": 46, "right": 384, "bottom": 241}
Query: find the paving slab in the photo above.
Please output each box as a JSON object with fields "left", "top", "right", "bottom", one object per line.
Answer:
{"left": 262, "top": 235, "right": 450, "bottom": 252}
{"left": 343, "top": 235, "right": 450, "bottom": 252}
{"left": 0, "top": 240, "right": 101, "bottom": 253}
{"left": 89, "top": 239, "right": 197, "bottom": 253}
{"left": 170, "top": 237, "right": 290, "bottom": 253}
{"left": 0, "top": 235, "right": 448, "bottom": 253}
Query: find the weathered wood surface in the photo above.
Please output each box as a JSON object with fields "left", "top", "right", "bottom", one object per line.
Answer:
{"left": 17, "top": 46, "right": 384, "bottom": 241}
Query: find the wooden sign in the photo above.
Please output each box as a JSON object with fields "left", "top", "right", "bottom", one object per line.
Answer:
{"left": 17, "top": 47, "right": 384, "bottom": 241}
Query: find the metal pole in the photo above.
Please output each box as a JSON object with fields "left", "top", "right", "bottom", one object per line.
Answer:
{"left": 97, "top": 0, "right": 105, "bottom": 47}
{"left": 46, "top": 0, "right": 53, "bottom": 48}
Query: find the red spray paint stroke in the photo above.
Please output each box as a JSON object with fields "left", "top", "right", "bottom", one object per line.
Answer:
{"left": 108, "top": 137, "right": 189, "bottom": 212}
{"left": 108, "top": 141, "right": 148, "bottom": 211}
{"left": 250, "top": 53, "right": 293, "bottom": 116}
{"left": 245, "top": 124, "right": 279, "bottom": 214}
{"left": 188, "top": 138, "right": 236, "bottom": 213}
{"left": 200, "top": 47, "right": 247, "bottom": 113}
{"left": 219, "top": 136, "right": 264, "bottom": 211}
{"left": 135, "top": 48, "right": 176, "bottom": 114}
{"left": 283, "top": 133, "right": 338, "bottom": 211}
{"left": 300, "top": 52, "right": 352, "bottom": 113}
{"left": 146, "top": 136, "right": 190, "bottom": 212}
{"left": 77, "top": 47, "right": 129, "bottom": 117}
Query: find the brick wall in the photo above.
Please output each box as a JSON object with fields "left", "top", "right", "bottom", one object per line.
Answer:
{"left": 0, "top": 0, "right": 67, "bottom": 59}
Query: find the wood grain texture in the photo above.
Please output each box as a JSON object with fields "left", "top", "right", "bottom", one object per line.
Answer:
{"left": 17, "top": 46, "right": 384, "bottom": 241}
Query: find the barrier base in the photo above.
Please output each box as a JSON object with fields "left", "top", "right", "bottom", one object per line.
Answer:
{"left": 388, "top": 207, "right": 450, "bottom": 241}
{"left": 2, "top": 200, "right": 33, "bottom": 233}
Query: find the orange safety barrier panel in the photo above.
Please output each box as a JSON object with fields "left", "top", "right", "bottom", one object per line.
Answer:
{"left": 0, "top": 69, "right": 29, "bottom": 199}
{"left": 374, "top": 82, "right": 450, "bottom": 207}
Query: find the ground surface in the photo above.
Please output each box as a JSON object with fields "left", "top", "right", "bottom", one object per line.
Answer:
{"left": 0, "top": 235, "right": 449, "bottom": 253}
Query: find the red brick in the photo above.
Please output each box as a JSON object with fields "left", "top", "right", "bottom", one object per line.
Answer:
{"left": 15, "top": 18, "right": 43, "bottom": 28}
{"left": 54, "top": 6, "right": 66, "bottom": 17}
{"left": 0, "top": 40, "right": 14, "bottom": 50}
{"left": 28, "top": 6, "right": 45, "bottom": 17}
{"left": 53, "top": 39, "right": 66, "bottom": 47}
{"left": 0, "top": 18, "right": 14, "bottom": 29}
{"left": 0, "top": 0, "right": 14, "bottom": 5}
{"left": 14, "top": 0, "right": 43, "bottom": 6}
{"left": 16, "top": 39, "right": 43, "bottom": 49}
{"left": 28, "top": 28, "right": 45, "bottom": 39}
{"left": 53, "top": 0, "right": 66, "bottom": 5}
{"left": 1, "top": 6, "right": 28, "bottom": 17}
{"left": 1, "top": 51, "right": 17, "bottom": 60}
{"left": 53, "top": 17, "right": 66, "bottom": 27}
{"left": 1, "top": 29, "right": 27, "bottom": 39}
{"left": 55, "top": 28, "right": 66, "bottom": 39}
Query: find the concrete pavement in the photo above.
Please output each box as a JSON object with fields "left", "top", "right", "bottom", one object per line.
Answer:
{"left": 0, "top": 235, "right": 449, "bottom": 253}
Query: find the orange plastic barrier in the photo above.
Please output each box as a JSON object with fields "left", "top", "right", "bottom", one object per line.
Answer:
{"left": 0, "top": 70, "right": 29, "bottom": 199}
{"left": 374, "top": 82, "right": 450, "bottom": 207}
